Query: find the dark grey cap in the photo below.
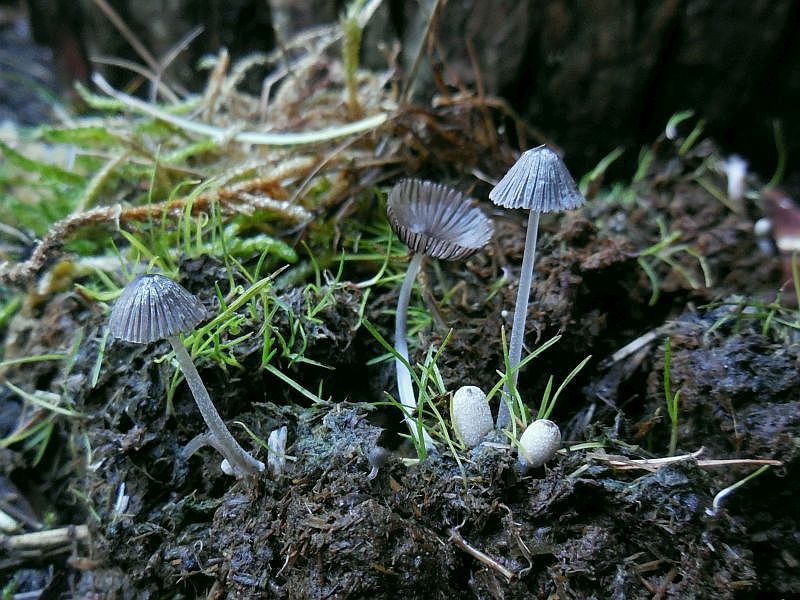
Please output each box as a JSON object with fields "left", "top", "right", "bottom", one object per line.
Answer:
{"left": 489, "top": 145, "right": 586, "bottom": 212}
{"left": 108, "top": 274, "right": 207, "bottom": 344}
{"left": 387, "top": 179, "right": 494, "bottom": 261}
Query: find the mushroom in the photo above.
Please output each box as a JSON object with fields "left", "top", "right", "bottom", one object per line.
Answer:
{"left": 490, "top": 146, "right": 586, "bottom": 429}
{"left": 366, "top": 446, "right": 390, "bottom": 481}
{"left": 108, "top": 273, "right": 265, "bottom": 477}
{"left": 723, "top": 154, "right": 747, "bottom": 204}
{"left": 518, "top": 418, "right": 561, "bottom": 469}
{"left": 387, "top": 179, "right": 494, "bottom": 450}
{"left": 450, "top": 385, "right": 493, "bottom": 448}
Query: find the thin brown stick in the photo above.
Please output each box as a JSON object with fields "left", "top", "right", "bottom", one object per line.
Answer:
{"left": 465, "top": 38, "right": 497, "bottom": 150}
{"left": 401, "top": 0, "right": 446, "bottom": 103}
{"left": 202, "top": 49, "right": 230, "bottom": 122}
{"left": 90, "top": 56, "right": 180, "bottom": 103}
{"left": 156, "top": 25, "right": 204, "bottom": 98}
{"left": 449, "top": 527, "right": 515, "bottom": 581}
{"left": 0, "top": 205, "right": 121, "bottom": 286}
{"left": 91, "top": 0, "right": 160, "bottom": 74}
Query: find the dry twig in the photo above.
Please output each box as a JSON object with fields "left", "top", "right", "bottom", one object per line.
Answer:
{"left": 593, "top": 447, "right": 783, "bottom": 472}
{"left": 449, "top": 526, "right": 516, "bottom": 581}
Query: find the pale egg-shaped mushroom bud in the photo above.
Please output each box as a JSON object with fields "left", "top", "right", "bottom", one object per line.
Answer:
{"left": 386, "top": 179, "right": 494, "bottom": 451}
{"left": 451, "top": 385, "right": 493, "bottom": 448}
{"left": 490, "top": 146, "right": 586, "bottom": 430}
{"left": 518, "top": 419, "right": 561, "bottom": 468}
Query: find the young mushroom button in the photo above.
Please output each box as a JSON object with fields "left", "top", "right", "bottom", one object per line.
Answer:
{"left": 451, "top": 385, "right": 493, "bottom": 449}
{"left": 518, "top": 418, "right": 561, "bottom": 469}
{"left": 490, "top": 146, "right": 586, "bottom": 429}
{"left": 108, "top": 274, "right": 265, "bottom": 477}
{"left": 387, "top": 179, "right": 494, "bottom": 451}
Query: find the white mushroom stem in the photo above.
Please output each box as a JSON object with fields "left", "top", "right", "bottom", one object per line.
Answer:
{"left": 183, "top": 432, "right": 219, "bottom": 457}
{"left": 168, "top": 335, "right": 265, "bottom": 476}
{"left": 395, "top": 253, "right": 435, "bottom": 450}
{"left": 497, "top": 210, "right": 541, "bottom": 429}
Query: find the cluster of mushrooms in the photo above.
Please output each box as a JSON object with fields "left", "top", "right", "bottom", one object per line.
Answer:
{"left": 108, "top": 145, "right": 585, "bottom": 478}
{"left": 386, "top": 145, "right": 585, "bottom": 469}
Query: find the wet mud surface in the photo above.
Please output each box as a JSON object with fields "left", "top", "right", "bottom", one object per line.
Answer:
{"left": 2, "top": 139, "right": 798, "bottom": 598}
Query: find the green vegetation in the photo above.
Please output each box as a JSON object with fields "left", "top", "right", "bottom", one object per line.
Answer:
{"left": 637, "top": 218, "right": 713, "bottom": 306}
{"left": 537, "top": 355, "right": 592, "bottom": 421}
{"left": 702, "top": 254, "right": 800, "bottom": 344}
{"left": 362, "top": 320, "right": 451, "bottom": 461}
{"left": 768, "top": 120, "right": 786, "bottom": 187}
{"left": 487, "top": 328, "right": 590, "bottom": 433}
{"left": 663, "top": 337, "right": 681, "bottom": 457}
{"left": 1, "top": 330, "right": 85, "bottom": 465}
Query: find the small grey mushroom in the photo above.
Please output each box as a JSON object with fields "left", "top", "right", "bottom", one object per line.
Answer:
{"left": 387, "top": 179, "right": 493, "bottom": 451}
{"left": 518, "top": 419, "right": 561, "bottom": 469}
{"left": 388, "top": 179, "right": 495, "bottom": 261}
{"left": 109, "top": 274, "right": 264, "bottom": 477}
{"left": 450, "top": 385, "right": 493, "bottom": 448}
{"left": 490, "top": 146, "right": 586, "bottom": 429}
{"left": 366, "top": 446, "right": 390, "bottom": 481}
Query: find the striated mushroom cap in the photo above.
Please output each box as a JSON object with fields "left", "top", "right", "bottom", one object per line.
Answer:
{"left": 109, "top": 274, "right": 207, "bottom": 344}
{"left": 489, "top": 145, "right": 586, "bottom": 212}
{"left": 387, "top": 179, "right": 494, "bottom": 261}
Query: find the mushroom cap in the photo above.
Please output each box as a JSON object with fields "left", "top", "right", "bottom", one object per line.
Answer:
{"left": 489, "top": 145, "right": 586, "bottom": 212}
{"left": 387, "top": 179, "right": 494, "bottom": 261}
{"left": 108, "top": 274, "right": 207, "bottom": 344}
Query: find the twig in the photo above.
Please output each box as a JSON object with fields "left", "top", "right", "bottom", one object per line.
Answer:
{"left": 599, "top": 327, "right": 668, "bottom": 369}
{"left": 449, "top": 527, "right": 516, "bottom": 581}
{"left": 0, "top": 205, "right": 122, "bottom": 286}
{"left": 2, "top": 524, "right": 89, "bottom": 552}
{"left": 91, "top": 0, "right": 160, "bottom": 75}
{"left": 236, "top": 192, "right": 312, "bottom": 223}
{"left": 593, "top": 448, "right": 783, "bottom": 472}
{"left": 464, "top": 38, "right": 497, "bottom": 150}
{"left": 202, "top": 49, "right": 230, "bottom": 121}
{"left": 90, "top": 56, "right": 181, "bottom": 103}
{"left": 401, "top": 0, "right": 445, "bottom": 103}
{"left": 156, "top": 25, "right": 204, "bottom": 98}
{"left": 221, "top": 52, "right": 271, "bottom": 106}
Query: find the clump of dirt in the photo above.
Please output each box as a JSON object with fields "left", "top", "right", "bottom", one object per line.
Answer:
{"left": 74, "top": 406, "right": 764, "bottom": 598}
{"left": 648, "top": 307, "right": 800, "bottom": 461}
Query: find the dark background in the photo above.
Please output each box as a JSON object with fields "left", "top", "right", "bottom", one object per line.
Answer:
{"left": 3, "top": 0, "right": 799, "bottom": 181}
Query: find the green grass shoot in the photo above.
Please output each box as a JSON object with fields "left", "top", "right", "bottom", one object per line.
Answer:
{"left": 663, "top": 337, "right": 681, "bottom": 456}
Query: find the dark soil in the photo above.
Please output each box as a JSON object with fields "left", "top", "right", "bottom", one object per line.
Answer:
{"left": 2, "top": 136, "right": 798, "bottom": 599}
